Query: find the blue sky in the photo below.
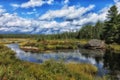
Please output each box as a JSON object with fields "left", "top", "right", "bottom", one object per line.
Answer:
{"left": 0, "top": 0, "right": 119, "bottom": 34}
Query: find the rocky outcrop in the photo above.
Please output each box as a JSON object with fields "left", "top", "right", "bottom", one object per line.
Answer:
{"left": 84, "top": 39, "right": 105, "bottom": 49}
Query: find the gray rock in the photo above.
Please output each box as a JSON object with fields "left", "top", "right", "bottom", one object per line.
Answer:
{"left": 85, "top": 39, "right": 105, "bottom": 49}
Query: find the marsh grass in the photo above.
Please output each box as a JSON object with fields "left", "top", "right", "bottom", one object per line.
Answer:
{"left": 20, "top": 39, "right": 88, "bottom": 52}
{"left": 0, "top": 44, "right": 108, "bottom": 80}
{"left": 107, "top": 43, "right": 120, "bottom": 53}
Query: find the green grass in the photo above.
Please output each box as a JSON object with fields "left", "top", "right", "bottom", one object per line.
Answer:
{"left": 20, "top": 39, "right": 88, "bottom": 53}
{"left": 106, "top": 43, "right": 120, "bottom": 53}
{"left": 0, "top": 44, "right": 107, "bottom": 80}
{"left": 0, "top": 38, "right": 89, "bottom": 53}
{"left": 0, "top": 38, "right": 30, "bottom": 45}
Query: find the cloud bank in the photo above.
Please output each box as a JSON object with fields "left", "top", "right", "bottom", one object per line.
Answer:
{"left": 11, "top": 0, "right": 54, "bottom": 8}
{"left": 0, "top": 0, "right": 119, "bottom": 34}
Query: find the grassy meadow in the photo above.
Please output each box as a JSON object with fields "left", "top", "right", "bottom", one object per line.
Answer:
{"left": 0, "top": 43, "right": 108, "bottom": 80}
{"left": 20, "top": 39, "right": 88, "bottom": 53}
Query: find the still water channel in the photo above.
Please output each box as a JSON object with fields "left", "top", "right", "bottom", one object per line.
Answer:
{"left": 7, "top": 44, "right": 120, "bottom": 78}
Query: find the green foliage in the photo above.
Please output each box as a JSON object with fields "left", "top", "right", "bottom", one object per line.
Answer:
{"left": 77, "top": 21, "right": 104, "bottom": 40}
{"left": 102, "top": 5, "right": 120, "bottom": 44}
{"left": 77, "top": 25, "right": 93, "bottom": 39}
{"left": 0, "top": 32, "right": 78, "bottom": 40}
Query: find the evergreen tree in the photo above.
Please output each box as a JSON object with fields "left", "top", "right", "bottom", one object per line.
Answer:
{"left": 102, "top": 5, "right": 119, "bottom": 43}
{"left": 117, "top": 14, "right": 120, "bottom": 44}
{"left": 77, "top": 25, "right": 94, "bottom": 39}
{"left": 94, "top": 21, "right": 104, "bottom": 39}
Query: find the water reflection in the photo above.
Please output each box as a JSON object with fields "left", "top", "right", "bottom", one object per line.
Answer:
{"left": 7, "top": 44, "right": 107, "bottom": 76}
{"left": 104, "top": 50, "right": 120, "bottom": 79}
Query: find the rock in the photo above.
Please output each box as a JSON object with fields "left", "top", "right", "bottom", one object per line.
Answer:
{"left": 84, "top": 39, "right": 105, "bottom": 49}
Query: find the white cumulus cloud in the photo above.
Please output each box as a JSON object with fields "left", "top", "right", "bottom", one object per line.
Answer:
{"left": 0, "top": 5, "right": 6, "bottom": 14}
{"left": 39, "top": 5, "right": 95, "bottom": 20}
{"left": 11, "top": 0, "right": 54, "bottom": 8}
{"left": 0, "top": 3, "right": 116, "bottom": 34}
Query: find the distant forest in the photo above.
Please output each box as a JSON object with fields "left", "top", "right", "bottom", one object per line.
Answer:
{"left": 0, "top": 5, "right": 120, "bottom": 44}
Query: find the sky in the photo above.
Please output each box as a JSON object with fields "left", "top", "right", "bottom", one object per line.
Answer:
{"left": 0, "top": 0, "right": 119, "bottom": 34}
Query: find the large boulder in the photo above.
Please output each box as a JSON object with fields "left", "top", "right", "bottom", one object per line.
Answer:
{"left": 84, "top": 39, "right": 105, "bottom": 49}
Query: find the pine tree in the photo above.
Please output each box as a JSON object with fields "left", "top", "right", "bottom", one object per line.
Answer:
{"left": 103, "top": 5, "right": 119, "bottom": 43}
{"left": 117, "top": 14, "right": 120, "bottom": 44}
{"left": 94, "top": 21, "right": 104, "bottom": 39}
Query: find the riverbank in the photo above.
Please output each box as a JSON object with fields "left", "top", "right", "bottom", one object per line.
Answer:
{"left": 20, "top": 39, "right": 120, "bottom": 54}
{"left": 0, "top": 38, "right": 120, "bottom": 53}
{"left": 0, "top": 44, "right": 107, "bottom": 80}
{"left": 20, "top": 39, "right": 88, "bottom": 53}
{"left": 106, "top": 44, "right": 120, "bottom": 53}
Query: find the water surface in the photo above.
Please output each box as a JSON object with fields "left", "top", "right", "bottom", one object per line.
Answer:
{"left": 7, "top": 44, "right": 108, "bottom": 76}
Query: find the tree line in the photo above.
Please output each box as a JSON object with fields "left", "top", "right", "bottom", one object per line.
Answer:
{"left": 77, "top": 5, "right": 120, "bottom": 44}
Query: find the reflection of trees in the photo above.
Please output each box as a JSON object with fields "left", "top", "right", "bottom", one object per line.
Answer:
{"left": 79, "top": 48, "right": 105, "bottom": 56}
{"left": 103, "top": 50, "right": 120, "bottom": 73}
{"left": 94, "top": 56, "right": 103, "bottom": 64}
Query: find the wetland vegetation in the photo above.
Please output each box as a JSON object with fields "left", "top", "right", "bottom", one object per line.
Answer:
{"left": 0, "top": 44, "right": 102, "bottom": 80}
